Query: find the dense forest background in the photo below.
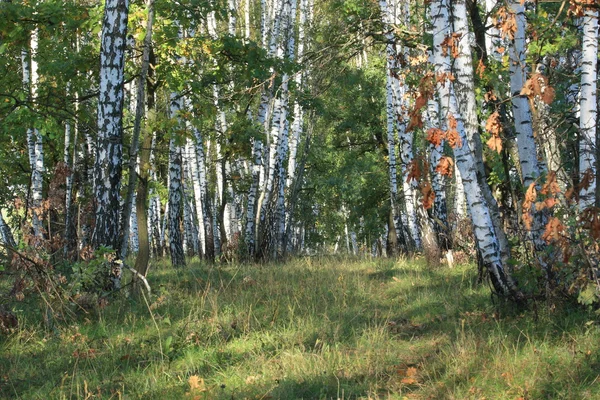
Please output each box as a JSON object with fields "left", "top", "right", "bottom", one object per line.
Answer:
{"left": 1, "top": 0, "right": 600, "bottom": 308}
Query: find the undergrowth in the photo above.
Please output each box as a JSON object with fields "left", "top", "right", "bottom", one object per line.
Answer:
{"left": 1, "top": 256, "right": 600, "bottom": 399}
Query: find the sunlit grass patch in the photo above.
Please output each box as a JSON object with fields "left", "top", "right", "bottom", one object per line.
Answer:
{"left": 2, "top": 256, "right": 600, "bottom": 399}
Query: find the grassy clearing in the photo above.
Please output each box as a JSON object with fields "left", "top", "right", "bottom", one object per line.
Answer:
{"left": 2, "top": 256, "right": 600, "bottom": 399}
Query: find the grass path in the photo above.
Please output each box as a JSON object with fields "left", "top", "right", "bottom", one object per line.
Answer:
{"left": 2, "top": 256, "right": 600, "bottom": 399}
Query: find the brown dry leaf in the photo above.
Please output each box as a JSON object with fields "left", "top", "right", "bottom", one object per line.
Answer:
{"left": 485, "top": 112, "right": 503, "bottom": 154}
{"left": 580, "top": 207, "right": 600, "bottom": 239}
{"left": 485, "top": 112, "right": 502, "bottom": 136}
{"left": 541, "top": 171, "right": 561, "bottom": 195}
{"left": 436, "top": 72, "right": 455, "bottom": 84}
{"left": 524, "top": 183, "right": 537, "bottom": 206}
{"left": 401, "top": 377, "right": 418, "bottom": 385}
{"left": 542, "top": 217, "right": 565, "bottom": 243}
{"left": 421, "top": 182, "right": 436, "bottom": 210}
{"left": 487, "top": 135, "right": 503, "bottom": 154}
{"left": 426, "top": 128, "right": 445, "bottom": 147}
{"left": 188, "top": 375, "right": 206, "bottom": 392}
{"left": 495, "top": 7, "right": 517, "bottom": 40}
{"left": 406, "top": 159, "right": 422, "bottom": 183}
{"left": 484, "top": 90, "right": 497, "bottom": 102}
{"left": 435, "top": 156, "right": 454, "bottom": 177}
{"left": 446, "top": 115, "right": 462, "bottom": 149}
{"left": 579, "top": 168, "right": 595, "bottom": 192}
{"left": 520, "top": 79, "right": 534, "bottom": 97}
{"left": 476, "top": 59, "right": 486, "bottom": 78}
{"left": 406, "top": 109, "right": 423, "bottom": 132}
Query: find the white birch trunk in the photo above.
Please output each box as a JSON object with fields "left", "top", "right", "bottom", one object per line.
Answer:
{"left": 94, "top": 0, "right": 129, "bottom": 252}
{"left": 378, "top": 0, "right": 409, "bottom": 253}
{"left": 129, "top": 191, "right": 139, "bottom": 253}
{"left": 579, "top": 8, "right": 598, "bottom": 207}
{"left": 167, "top": 94, "right": 186, "bottom": 267}
{"left": 436, "top": 0, "right": 519, "bottom": 298}
{"left": 64, "top": 80, "right": 78, "bottom": 256}
{"left": 452, "top": 0, "right": 510, "bottom": 262}
{"left": 187, "top": 138, "right": 206, "bottom": 254}
{"left": 0, "top": 212, "right": 16, "bottom": 248}
{"left": 508, "top": 1, "right": 548, "bottom": 254}
{"left": 193, "top": 126, "right": 215, "bottom": 261}
{"left": 22, "top": 28, "right": 44, "bottom": 238}
{"left": 485, "top": 0, "right": 503, "bottom": 60}
{"left": 247, "top": 0, "right": 284, "bottom": 256}
{"left": 384, "top": 0, "right": 421, "bottom": 250}
{"left": 119, "top": 0, "right": 155, "bottom": 259}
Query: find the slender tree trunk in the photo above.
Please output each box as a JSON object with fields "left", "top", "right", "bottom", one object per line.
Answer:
{"left": 134, "top": 129, "right": 152, "bottom": 284}
{"left": 379, "top": 0, "right": 409, "bottom": 255}
{"left": 579, "top": 6, "right": 598, "bottom": 207}
{"left": 64, "top": 79, "right": 78, "bottom": 258}
{"left": 508, "top": 1, "right": 547, "bottom": 256}
{"left": 437, "top": 0, "right": 520, "bottom": 299}
{"left": 167, "top": 95, "right": 186, "bottom": 267}
{"left": 0, "top": 213, "right": 16, "bottom": 248}
{"left": 451, "top": 0, "right": 510, "bottom": 263}
{"left": 22, "top": 27, "right": 44, "bottom": 239}
{"left": 93, "top": 0, "right": 129, "bottom": 255}
{"left": 120, "top": 0, "right": 154, "bottom": 259}
{"left": 193, "top": 126, "right": 215, "bottom": 261}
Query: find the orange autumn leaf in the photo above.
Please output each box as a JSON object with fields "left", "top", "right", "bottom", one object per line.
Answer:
{"left": 541, "top": 171, "right": 561, "bottom": 196}
{"left": 580, "top": 207, "right": 600, "bottom": 239}
{"left": 524, "top": 182, "right": 537, "bottom": 206}
{"left": 188, "top": 375, "right": 206, "bottom": 392}
{"left": 487, "top": 135, "right": 503, "bottom": 154}
{"left": 435, "top": 156, "right": 454, "bottom": 177}
{"left": 542, "top": 217, "right": 565, "bottom": 243}
{"left": 476, "top": 59, "right": 486, "bottom": 79}
{"left": 406, "top": 109, "right": 423, "bottom": 132}
{"left": 484, "top": 90, "right": 497, "bottom": 102}
{"left": 579, "top": 168, "right": 596, "bottom": 192}
{"left": 446, "top": 114, "right": 462, "bottom": 149}
{"left": 521, "top": 73, "right": 555, "bottom": 105}
{"left": 494, "top": 7, "right": 517, "bottom": 40}
{"left": 441, "top": 33, "right": 461, "bottom": 58}
{"left": 485, "top": 112, "right": 503, "bottom": 154}
{"left": 436, "top": 72, "right": 455, "bottom": 84}
{"left": 426, "top": 128, "right": 445, "bottom": 147}
{"left": 485, "top": 112, "right": 502, "bottom": 136}
{"left": 523, "top": 183, "right": 537, "bottom": 230}
{"left": 406, "top": 159, "right": 421, "bottom": 183}
{"left": 421, "top": 182, "right": 436, "bottom": 209}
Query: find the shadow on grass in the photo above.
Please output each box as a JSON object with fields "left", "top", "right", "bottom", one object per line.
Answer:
{"left": 2, "top": 257, "right": 599, "bottom": 399}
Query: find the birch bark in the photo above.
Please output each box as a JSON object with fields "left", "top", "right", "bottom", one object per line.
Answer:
{"left": 579, "top": 6, "right": 598, "bottom": 207}
{"left": 93, "top": 0, "right": 129, "bottom": 253}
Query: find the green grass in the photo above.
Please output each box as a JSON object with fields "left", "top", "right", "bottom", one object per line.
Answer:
{"left": 2, "top": 256, "right": 600, "bottom": 399}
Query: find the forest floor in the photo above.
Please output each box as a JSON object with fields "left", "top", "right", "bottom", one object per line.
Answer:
{"left": 2, "top": 256, "right": 600, "bottom": 399}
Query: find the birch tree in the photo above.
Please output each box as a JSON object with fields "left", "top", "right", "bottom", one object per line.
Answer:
{"left": 434, "top": 0, "right": 520, "bottom": 299}
{"left": 120, "top": 0, "right": 154, "bottom": 259}
{"left": 578, "top": 3, "right": 597, "bottom": 207}
{"left": 451, "top": 0, "right": 510, "bottom": 263}
{"left": 93, "top": 0, "right": 129, "bottom": 253}
{"left": 22, "top": 25, "right": 44, "bottom": 238}
{"left": 378, "top": 0, "right": 410, "bottom": 254}
{"left": 167, "top": 94, "right": 186, "bottom": 267}
{"left": 508, "top": 0, "right": 547, "bottom": 255}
